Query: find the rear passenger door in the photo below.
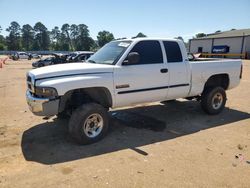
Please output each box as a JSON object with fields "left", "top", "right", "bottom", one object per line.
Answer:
{"left": 163, "top": 41, "right": 190, "bottom": 99}
{"left": 114, "top": 40, "right": 170, "bottom": 107}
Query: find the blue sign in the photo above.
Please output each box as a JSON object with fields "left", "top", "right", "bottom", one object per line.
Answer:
{"left": 212, "top": 45, "right": 230, "bottom": 53}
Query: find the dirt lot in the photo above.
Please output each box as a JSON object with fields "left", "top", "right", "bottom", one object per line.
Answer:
{"left": 0, "top": 58, "right": 250, "bottom": 188}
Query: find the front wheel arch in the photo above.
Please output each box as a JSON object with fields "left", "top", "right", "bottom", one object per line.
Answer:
{"left": 58, "top": 87, "right": 113, "bottom": 114}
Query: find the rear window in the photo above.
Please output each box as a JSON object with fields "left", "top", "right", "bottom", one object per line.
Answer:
{"left": 163, "top": 41, "right": 183, "bottom": 63}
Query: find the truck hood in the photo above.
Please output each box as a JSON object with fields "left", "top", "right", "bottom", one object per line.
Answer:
{"left": 29, "top": 63, "right": 114, "bottom": 79}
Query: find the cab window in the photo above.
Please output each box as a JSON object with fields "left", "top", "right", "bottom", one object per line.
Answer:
{"left": 129, "top": 40, "right": 163, "bottom": 65}
{"left": 163, "top": 41, "right": 183, "bottom": 63}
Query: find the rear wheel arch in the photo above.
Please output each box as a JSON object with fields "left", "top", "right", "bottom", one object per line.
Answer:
{"left": 203, "top": 74, "right": 229, "bottom": 93}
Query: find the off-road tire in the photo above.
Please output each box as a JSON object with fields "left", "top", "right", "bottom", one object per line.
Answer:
{"left": 201, "top": 87, "right": 226, "bottom": 115}
{"left": 68, "top": 103, "right": 109, "bottom": 145}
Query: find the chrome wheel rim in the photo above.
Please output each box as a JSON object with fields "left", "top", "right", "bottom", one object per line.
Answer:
{"left": 83, "top": 113, "right": 104, "bottom": 138}
{"left": 212, "top": 93, "right": 223, "bottom": 110}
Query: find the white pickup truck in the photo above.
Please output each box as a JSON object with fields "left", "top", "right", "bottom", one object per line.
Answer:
{"left": 26, "top": 38, "right": 242, "bottom": 144}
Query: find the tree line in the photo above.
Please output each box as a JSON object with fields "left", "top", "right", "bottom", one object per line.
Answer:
{"left": 0, "top": 22, "right": 237, "bottom": 52}
{"left": 0, "top": 21, "right": 143, "bottom": 51}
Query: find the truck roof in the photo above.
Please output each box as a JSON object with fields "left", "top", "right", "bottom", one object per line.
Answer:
{"left": 115, "top": 37, "right": 182, "bottom": 42}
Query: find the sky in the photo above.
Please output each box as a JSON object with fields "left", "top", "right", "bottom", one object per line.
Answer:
{"left": 0, "top": 0, "right": 249, "bottom": 41}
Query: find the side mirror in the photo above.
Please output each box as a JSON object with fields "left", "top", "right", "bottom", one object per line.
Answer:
{"left": 123, "top": 52, "right": 140, "bottom": 65}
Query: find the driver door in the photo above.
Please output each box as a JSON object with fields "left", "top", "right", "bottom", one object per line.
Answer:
{"left": 113, "top": 40, "right": 169, "bottom": 108}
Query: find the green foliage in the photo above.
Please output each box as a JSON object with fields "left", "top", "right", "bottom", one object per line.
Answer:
{"left": 6, "top": 21, "right": 21, "bottom": 50}
{"left": 97, "top": 30, "right": 114, "bottom": 47}
{"left": 1, "top": 22, "right": 150, "bottom": 52}
{"left": 195, "top": 33, "right": 206, "bottom": 38}
{"left": 175, "top": 36, "right": 184, "bottom": 41}
{"left": 33, "top": 22, "right": 50, "bottom": 50}
{"left": 132, "top": 32, "right": 147, "bottom": 39}
{"left": 0, "top": 44, "right": 5, "bottom": 50}
{"left": 50, "top": 26, "right": 60, "bottom": 42}
{"left": 50, "top": 24, "right": 94, "bottom": 51}
{"left": 50, "top": 26, "right": 61, "bottom": 50}
{"left": 70, "top": 24, "right": 79, "bottom": 50}
{"left": 74, "top": 24, "right": 94, "bottom": 50}
{"left": 22, "top": 24, "right": 34, "bottom": 51}
{"left": 0, "top": 26, "right": 7, "bottom": 50}
{"left": 61, "top": 24, "right": 73, "bottom": 50}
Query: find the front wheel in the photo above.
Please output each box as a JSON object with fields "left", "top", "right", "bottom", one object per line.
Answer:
{"left": 68, "top": 103, "right": 109, "bottom": 145}
{"left": 201, "top": 87, "right": 226, "bottom": 115}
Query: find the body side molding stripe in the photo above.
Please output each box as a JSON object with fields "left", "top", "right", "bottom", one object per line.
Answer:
{"left": 117, "top": 83, "right": 189, "bottom": 94}
{"left": 35, "top": 72, "right": 112, "bottom": 81}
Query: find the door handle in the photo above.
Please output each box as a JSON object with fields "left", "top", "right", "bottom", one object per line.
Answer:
{"left": 160, "top": 68, "right": 168, "bottom": 73}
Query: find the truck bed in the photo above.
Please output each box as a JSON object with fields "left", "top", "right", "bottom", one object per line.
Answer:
{"left": 188, "top": 59, "right": 242, "bottom": 97}
{"left": 191, "top": 58, "right": 236, "bottom": 62}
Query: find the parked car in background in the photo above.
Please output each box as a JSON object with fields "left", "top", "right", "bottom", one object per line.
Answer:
{"left": 30, "top": 53, "right": 42, "bottom": 59}
{"left": 32, "top": 53, "right": 69, "bottom": 68}
{"left": 32, "top": 57, "right": 54, "bottom": 68}
{"left": 11, "top": 52, "right": 32, "bottom": 60}
{"left": 32, "top": 51, "right": 94, "bottom": 68}
{"left": 67, "top": 51, "right": 94, "bottom": 62}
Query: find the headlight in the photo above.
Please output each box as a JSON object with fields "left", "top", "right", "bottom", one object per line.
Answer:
{"left": 35, "top": 87, "right": 58, "bottom": 98}
{"left": 27, "top": 73, "right": 35, "bottom": 92}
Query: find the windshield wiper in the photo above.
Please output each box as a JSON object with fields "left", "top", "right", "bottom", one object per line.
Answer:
{"left": 88, "top": 59, "right": 96, "bottom": 64}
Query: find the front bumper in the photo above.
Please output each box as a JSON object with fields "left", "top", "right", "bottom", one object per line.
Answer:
{"left": 26, "top": 90, "right": 60, "bottom": 116}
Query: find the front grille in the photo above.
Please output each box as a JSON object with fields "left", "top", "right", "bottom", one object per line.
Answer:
{"left": 28, "top": 83, "right": 32, "bottom": 90}
{"left": 27, "top": 75, "right": 31, "bottom": 82}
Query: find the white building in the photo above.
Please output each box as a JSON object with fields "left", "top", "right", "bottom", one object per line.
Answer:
{"left": 189, "top": 29, "right": 250, "bottom": 59}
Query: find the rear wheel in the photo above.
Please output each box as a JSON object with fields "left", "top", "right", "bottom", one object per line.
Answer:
{"left": 68, "top": 103, "right": 109, "bottom": 145}
{"left": 201, "top": 87, "right": 226, "bottom": 115}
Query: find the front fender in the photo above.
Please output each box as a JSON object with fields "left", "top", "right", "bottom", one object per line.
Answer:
{"left": 35, "top": 73, "right": 114, "bottom": 96}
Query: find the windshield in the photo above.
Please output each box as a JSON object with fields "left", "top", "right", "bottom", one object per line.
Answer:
{"left": 87, "top": 41, "right": 131, "bottom": 65}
